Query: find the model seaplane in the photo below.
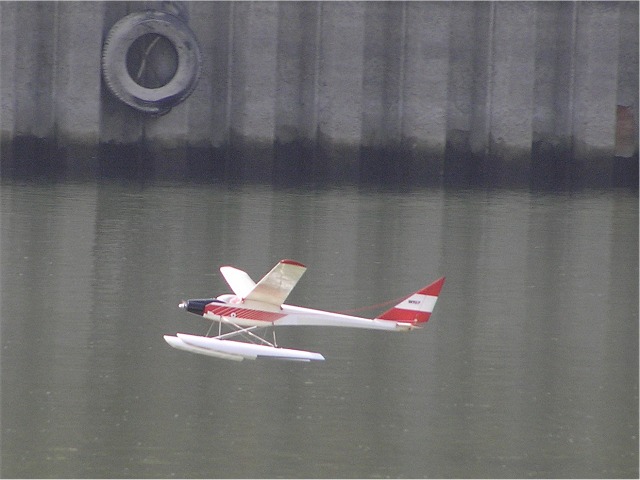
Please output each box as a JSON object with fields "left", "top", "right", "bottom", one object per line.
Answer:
{"left": 164, "top": 259, "right": 445, "bottom": 362}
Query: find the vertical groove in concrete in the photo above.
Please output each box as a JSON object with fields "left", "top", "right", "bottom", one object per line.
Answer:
{"left": 51, "top": 2, "right": 105, "bottom": 174}
{"left": 316, "top": 2, "right": 365, "bottom": 164}
{"left": 184, "top": 2, "right": 220, "bottom": 148}
{"left": 359, "top": 1, "right": 406, "bottom": 182}
{"left": 228, "top": 1, "right": 280, "bottom": 178}
{"left": 223, "top": 1, "right": 234, "bottom": 147}
{"left": 13, "top": 2, "right": 57, "bottom": 139}
{"left": 533, "top": 2, "right": 560, "bottom": 143}
{"left": 488, "top": 2, "right": 536, "bottom": 178}
{"left": 445, "top": 1, "right": 476, "bottom": 179}
{"left": 361, "top": 2, "right": 404, "bottom": 147}
{"left": 617, "top": 2, "right": 639, "bottom": 110}
{"left": 530, "top": 2, "right": 574, "bottom": 183}
{"left": 229, "top": 2, "right": 279, "bottom": 145}
{"left": 272, "top": 2, "right": 322, "bottom": 178}
{"left": 572, "top": 2, "right": 620, "bottom": 165}
{"left": 397, "top": 2, "right": 407, "bottom": 145}
{"left": 563, "top": 1, "right": 579, "bottom": 150}
{"left": 403, "top": 1, "right": 450, "bottom": 169}
{"left": 615, "top": 2, "right": 639, "bottom": 158}
{"left": 469, "top": 1, "right": 494, "bottom": 160}
{"left": 53, "top": 2, "right": 105, "bottom": 144}
{"left": 275, "top": 2, "right": 319, "bottom": 144}
{"left": 0, "top": 2, "right": 17, "bottom": 143}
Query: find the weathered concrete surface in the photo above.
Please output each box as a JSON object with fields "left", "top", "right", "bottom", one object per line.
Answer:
{"left": 489, "top": 2, "right": 537, "bottom": 182}
{"left": 1, "top": 1, "right": 637, "bottom": 186}
{"left": 572, "top": 1, "right": 621, "bottom": 185}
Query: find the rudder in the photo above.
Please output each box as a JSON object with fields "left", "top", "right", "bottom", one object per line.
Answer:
{"left": 375, "top": 277, "right": 445, "bottom": 324}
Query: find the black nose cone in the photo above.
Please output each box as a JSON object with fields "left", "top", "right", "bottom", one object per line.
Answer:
{"left": 179, "top": 299, "right": 217, "bottom": 316}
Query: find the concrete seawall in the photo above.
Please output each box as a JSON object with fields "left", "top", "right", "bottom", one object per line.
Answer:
{"left": 1, "top": 1, "right": 638, "bottom": 186}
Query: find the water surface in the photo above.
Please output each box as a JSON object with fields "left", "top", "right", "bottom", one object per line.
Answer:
{"left": 1, "top": 181, "right": 637, "bottom": 478}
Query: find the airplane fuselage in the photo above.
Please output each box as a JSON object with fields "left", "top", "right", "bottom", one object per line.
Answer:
{"left": 179, "top": 295, "right": 416, "bottom": 331}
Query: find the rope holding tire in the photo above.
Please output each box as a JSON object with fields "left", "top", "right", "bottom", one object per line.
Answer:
{"left": 102, "top": 9, "right": 202, "bottom": 116}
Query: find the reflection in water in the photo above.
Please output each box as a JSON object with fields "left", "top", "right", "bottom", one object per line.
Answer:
{"left": 1, "top": 182, "right": 638, "bottom": 478}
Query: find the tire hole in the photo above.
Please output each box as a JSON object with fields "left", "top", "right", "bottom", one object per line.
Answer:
{"left": 125, "top": 33, "right": 178, "bottom": 89}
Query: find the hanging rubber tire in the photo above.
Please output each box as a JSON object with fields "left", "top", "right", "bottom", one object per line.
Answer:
{"left": 102, "top": 10, "right": 202, "bottom": 115}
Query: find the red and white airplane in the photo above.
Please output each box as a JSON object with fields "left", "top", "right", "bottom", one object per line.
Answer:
{"left": 164, "top": 259, "right": 445, "bottom": 362}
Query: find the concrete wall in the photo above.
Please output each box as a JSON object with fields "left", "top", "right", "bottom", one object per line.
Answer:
{"left": 1, "top": 1, "right": 637, "bottom": 186}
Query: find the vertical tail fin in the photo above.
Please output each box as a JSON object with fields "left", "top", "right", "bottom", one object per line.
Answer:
{"left": 374, "top": 277, "right": 445, "bottom": 325}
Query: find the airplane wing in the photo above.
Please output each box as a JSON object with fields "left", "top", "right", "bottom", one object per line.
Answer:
{"left": 220, "top": 266, "right": 256, "bottom": 298}
{"left": 243, "top": 259, "right": 307, "bottom": 306}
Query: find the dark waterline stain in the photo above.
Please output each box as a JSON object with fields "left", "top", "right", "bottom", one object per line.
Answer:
{"left": 1, "top": 135, "right": 638, "bottom": 190}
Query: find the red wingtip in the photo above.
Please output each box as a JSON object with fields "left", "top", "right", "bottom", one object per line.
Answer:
{"left": 280, "top": 259, "right": 306, "bottom": 268}
{"left": 419, "top": 276, "right": 446, "bottom": 297}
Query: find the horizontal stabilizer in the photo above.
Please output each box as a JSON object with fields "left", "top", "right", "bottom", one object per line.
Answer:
{"left": 220, "top": 266, "right": 256, "bottom": 299}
